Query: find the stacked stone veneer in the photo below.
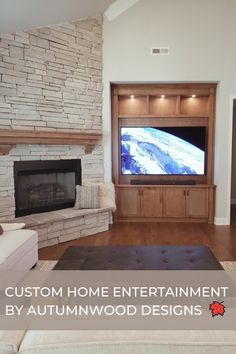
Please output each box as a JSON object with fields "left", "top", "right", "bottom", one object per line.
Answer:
{"left": 18, "top": 208, "right": 112, "bottom": 249}
{"left": 0, "top": 17, "right": 104, "bottom": 223}
{"left": 0, "top": 17, "right": 102, "bottom": 131}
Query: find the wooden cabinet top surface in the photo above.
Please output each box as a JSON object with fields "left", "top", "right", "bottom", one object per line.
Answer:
{"left": 116, "top": 184, "right": 215, "bottom": 188}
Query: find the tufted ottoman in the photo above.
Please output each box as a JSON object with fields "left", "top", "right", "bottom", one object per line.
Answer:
{"left": 0, "top": 229, "right": 38, "bottom": 271}
{"left": 54, "top": 245, "right": 223, "bottom": 270}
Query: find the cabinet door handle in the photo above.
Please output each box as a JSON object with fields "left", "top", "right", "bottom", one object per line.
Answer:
{"left": 183, "top": 190, "right": 186, "bottom": 196}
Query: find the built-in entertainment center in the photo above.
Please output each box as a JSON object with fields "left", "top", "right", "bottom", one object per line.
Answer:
{"left": 111, "top": 83, "right": 216, "bottom": 223}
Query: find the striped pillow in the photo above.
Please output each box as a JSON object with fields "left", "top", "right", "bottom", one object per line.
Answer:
{"left": 74, "top": 185, "right": 100, "bottom": 209}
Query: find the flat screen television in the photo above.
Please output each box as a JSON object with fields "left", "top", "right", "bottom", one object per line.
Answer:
{"left": 121, "top": 127, "right": 206, "bottom": 175}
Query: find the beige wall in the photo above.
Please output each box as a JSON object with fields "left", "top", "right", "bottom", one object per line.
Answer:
{"left": 103, "top": 0, "right": 236, "bottom": 224}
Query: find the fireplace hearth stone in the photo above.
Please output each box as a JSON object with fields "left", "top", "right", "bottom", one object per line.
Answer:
{"left": 13, "top": 207, "right": 113, "bottom": 248}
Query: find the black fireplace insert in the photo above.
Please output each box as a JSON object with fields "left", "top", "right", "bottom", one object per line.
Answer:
{"left": 14, "top": 160, "right": 81, "bottom": 217}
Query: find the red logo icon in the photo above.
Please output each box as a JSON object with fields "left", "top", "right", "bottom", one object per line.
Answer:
{"left": 209, "top": 301, "right": 225, "bottom": 317}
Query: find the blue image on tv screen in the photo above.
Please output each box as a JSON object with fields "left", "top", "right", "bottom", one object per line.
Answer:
{"left": 121, "top": 127, "right": 205, "bottom": 175}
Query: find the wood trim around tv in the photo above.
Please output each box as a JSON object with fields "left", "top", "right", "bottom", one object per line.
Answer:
{"left": 111, "top": 83, "right": 216, "bottom": 187}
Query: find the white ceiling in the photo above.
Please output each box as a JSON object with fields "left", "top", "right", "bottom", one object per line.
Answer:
{"left": 0, "top": 0, "right": 116, "bottom": 33}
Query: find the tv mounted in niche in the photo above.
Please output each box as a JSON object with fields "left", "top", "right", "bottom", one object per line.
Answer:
{"left": 121, "top": 127, "right": 206, "bottom": 176}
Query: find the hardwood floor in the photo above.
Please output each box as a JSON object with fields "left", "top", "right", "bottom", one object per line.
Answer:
{"left": 39, "top": 221, "right": 236, "bottom": 261}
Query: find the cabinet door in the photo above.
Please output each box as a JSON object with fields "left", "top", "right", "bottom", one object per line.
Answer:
{"left": 187, "top": 188, "right": 208, "bottom": 218}
{"left": 117, "top": 188, "right": 140, "bottom": 217}
{"left": 141, "top": 188, "right": 163, "bottom": 217}
{"left": 163, "top": 188, "right": 186, "bottom": 218}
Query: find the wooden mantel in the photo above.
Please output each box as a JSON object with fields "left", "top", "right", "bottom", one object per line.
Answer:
{"left": 0, "top": 129, "right": 102, "bottom": 155}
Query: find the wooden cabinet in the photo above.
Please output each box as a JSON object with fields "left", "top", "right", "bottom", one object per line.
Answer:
{"left": 118, "top": 187, "right": 163, "bottom": 218}
{"left": 163, "top": 188, "right": 186, "bottom": 218}
{"left": 117, "top": 187, "right": 140, "bottom": 217}
{"left": 116, "top": 186, "right": 213, "bottom": 223}
{"left": 141, "top": 188, "right": 163, "bottom": 217}
{"left": 112, "top": 84, "right": 216, "bottom": 223}
{"left": 186, "top": 188, "right": 208, "bottom": 218}
{"left": 163, "top": 188, "right": 209, "bottom": 218}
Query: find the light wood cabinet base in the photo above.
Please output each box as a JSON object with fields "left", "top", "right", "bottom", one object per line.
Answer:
{"left": 116, "top": 185, "right": 215, "bottom": 224}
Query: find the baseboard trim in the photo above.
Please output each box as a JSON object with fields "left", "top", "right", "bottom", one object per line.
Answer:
{"left": 214, "top": 217, "right": 229, "bottom": 225}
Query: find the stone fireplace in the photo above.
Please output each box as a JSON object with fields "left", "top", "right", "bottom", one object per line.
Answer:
{"left": 0, "top": 16, "right": 104, "bottom": 222}
{"left": 14, "top": 159, "right": 81, "bottom": 217}
{"left": 0, "top": 17, "right": 113, "bottom": 248}
{"left": 0, "top": 143, "right": 103, "bottom": 222}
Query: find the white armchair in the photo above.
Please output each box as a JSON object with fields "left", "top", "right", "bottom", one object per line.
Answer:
{"left": 0, "top": 224, "right": 38, "bottom": 271}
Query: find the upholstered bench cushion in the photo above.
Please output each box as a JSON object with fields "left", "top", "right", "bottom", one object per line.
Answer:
{"left": 0, "top": 230, "right": 38, "bottom": 270}
{"left": 0, "top": 330, "right": 26, "bottom": 354}
{"left": 19, "top": 330, "right": 236, "bottom": 354}
{"left": 54, "top": 245, "right": 223, "bottom": 270}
